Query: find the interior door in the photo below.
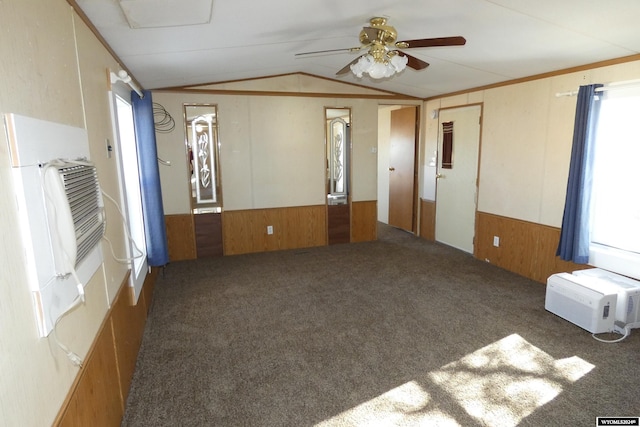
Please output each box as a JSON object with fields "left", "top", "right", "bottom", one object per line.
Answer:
{"left": 388, "top": 106, "right": 418, "bottom": 232}
{"left": 435, "top": 105, "right": 481, "bottom": 253}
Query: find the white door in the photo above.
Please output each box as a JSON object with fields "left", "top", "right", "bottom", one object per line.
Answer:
{"left": 435, "top": 105, "right": 481, "bottom": 253}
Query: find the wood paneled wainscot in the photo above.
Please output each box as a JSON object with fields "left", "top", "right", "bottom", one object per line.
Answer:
{"left": 475, "top": 211, "right": 588, "bottom": 283}
{"left": 327, "top": 203, "right": 350, "bottom": 245}
{"left": 223, "top": 205, "right": 327, "bottom": 255}
{"left": 165, "top": 214, "right": 197, "bottom": 261}
{"left": 194, "top": 213, "right": 223, "bottom": 257}
{"left": 419, "top": 198, "right": 436, "bottom": 241}
{"left": 55, "top": 269, "right": 157, "bottom": 426}
{"left": 351, "top": 200, "right": 377, "bottom": 242}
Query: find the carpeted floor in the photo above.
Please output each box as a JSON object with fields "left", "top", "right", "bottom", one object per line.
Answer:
{"left": 122, "top": 223, "right": 640, "bottom": 426}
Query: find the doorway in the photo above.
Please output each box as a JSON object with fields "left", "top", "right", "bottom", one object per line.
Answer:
{"left": 183, "top": 104, "right": 223, "bottom": 257}
{"left": 435, "top": 105, "right": 482, "bottom": 253}
{"left": 387, "top": 106, "right": 418, "bottom": 233}
{"left": 325, "top": 107, "right": 351, "bottom": 245}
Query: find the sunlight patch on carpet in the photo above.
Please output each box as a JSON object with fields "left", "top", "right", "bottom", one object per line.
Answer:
{"left": 429, "top": 334, "right": 595, "bottom": 426}
{"left": 316, "top": 334, "right": 594, "bottom": 427}
{"left": 315, "top": 380, "right": 457, "bottom": 426}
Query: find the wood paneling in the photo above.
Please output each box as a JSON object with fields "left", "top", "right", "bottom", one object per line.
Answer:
{"left": 328, "top": 204, "right": 350, "bottom": 245}
{"left": 419, "top": 199, "right": 436, "bottom": 241}
{"left": 351, "top": 200, "right": 377, "bottom": 242}
{"left": 223, "top": 205, "right": 327, "bottom": 255}
{"left": 165, "top": 214, "right": 197, "bottom": 261}
{"left": 141, "top": 268, "right": 157, "bottom": 316}
{"left": 194, "top": 213, "right": 223, "bottom": 257}
{"left": 55, "top": 271, "right": 156, "bottom": 426}
{"left": 111, "top": 273, "right": 152, "bottom": 402}
{"left": 56, "top": 319, "right": 122, "bottom": 427}
{"left": 475, "top": 211, "right": 587, "bottom": 283}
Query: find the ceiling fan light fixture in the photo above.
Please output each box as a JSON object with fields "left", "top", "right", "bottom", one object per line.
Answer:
{"left": 369, "top": 60, "right": 391, "bottom": 79}
{"left": 350, "top": 51, "right": 407, "bottom": 80}
{"left": 391, "top": 54, "right": 408, "bottom": 72}
{"left": 350, "top": 55, "right": 373, "bottom": 78}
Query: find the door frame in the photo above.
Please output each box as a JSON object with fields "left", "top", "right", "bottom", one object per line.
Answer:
{"left": 325, "top": 107, "right": 352, "bottom": 245}
{"left": 378, "top": 104, "right": 421, "bottom": 234}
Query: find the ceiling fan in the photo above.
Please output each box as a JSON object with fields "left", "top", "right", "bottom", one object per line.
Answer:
{"left": 296, "top": 17, "right": 466, "bottom": 79}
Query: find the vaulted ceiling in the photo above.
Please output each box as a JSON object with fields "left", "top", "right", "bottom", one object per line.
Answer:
{"left": 75, "top": 0, "right": 640, "bottom": 98}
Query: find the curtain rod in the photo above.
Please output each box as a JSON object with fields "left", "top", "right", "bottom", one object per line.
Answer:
{"left": 110, "top": 70, "right": 144, "bottom": 98}
{"left": 555, "top": 78, "right": 640, "bottom": 97}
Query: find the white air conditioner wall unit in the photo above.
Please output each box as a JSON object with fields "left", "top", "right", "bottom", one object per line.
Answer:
{"left": 545, "top": 273, "right": 617, "bottom": 334}
{"left": 5, "top": 113, "right": 105, "bottom": 337}
{"left": 572, "top": 268, "right": 640, "bottom": 325}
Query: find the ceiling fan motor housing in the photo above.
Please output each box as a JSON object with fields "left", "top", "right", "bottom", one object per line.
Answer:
{"left": 359, "top": 17, "right": 398, "bottom": 46}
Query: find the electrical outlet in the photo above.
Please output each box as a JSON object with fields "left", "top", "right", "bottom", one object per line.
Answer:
{"left": 493, "top": 236, "right": 500, "bottom": 247}
{"left": 267, "top": 225, "right": 273, "bottom": 235}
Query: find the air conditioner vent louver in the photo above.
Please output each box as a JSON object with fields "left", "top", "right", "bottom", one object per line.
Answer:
{"left": 56, "top": 164, "right": 105, "bottom": 267}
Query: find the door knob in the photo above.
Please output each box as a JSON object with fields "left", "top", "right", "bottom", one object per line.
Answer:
{"left": 389, "top": 167, "right": 395, "bottom": 171}
{"left": 436, "top": 173, "right": 444, "bottom": 179}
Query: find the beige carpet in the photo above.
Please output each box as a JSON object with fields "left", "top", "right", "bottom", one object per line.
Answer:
{"left": 122, "top": 223, "right": 640, "bottom": 426}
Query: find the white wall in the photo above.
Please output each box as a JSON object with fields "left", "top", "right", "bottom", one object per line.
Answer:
{"left": 349, "top": 98, "right": 381, "bottom": 203}
{"left": 377, "top": 107, "right": 392, "bottom": 223}
{"left": 0, "top": 1, "right": 128, "bottom": 425}
{"left": 420, "top": 59, "right": 640, "bottom": 228}
{"left": 153, "top": 91, "right": 381, "bottom": 215}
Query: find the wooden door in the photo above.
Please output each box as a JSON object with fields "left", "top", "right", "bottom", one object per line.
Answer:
{"left": 435, "top": 105, "right": 481, "bottom": 253}
{"left": 388, "top": 107, "right": 418, "bottom": 232}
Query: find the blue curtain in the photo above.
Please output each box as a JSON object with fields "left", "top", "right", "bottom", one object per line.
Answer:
{"left": 556, "top": 84, "right": 602, "bottom": 263}
{"left": 131, "top": 90, "right": 169, "bottom": 267}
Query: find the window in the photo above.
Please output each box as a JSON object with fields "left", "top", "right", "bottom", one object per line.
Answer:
{"left": 110, "top": 91, "right": 148, "bottom": 299}
{"left": 589, "top": 86, "right": 640, "bottom": 279}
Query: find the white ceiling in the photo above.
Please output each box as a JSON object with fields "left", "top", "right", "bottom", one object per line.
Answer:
{"left": 75, "top": 0, "right": 640, "bottom": 98}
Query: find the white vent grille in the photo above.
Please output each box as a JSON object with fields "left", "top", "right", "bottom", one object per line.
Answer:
{"left": 56, "top": 163, "right": 105, "bottom": 266}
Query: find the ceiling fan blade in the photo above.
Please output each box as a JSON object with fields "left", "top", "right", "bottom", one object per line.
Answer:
{"left": 396, "top": 36, "right": 466, "bottom": 49}
{"left": 295, "top": 46, "right": 361, "bottom": 56}
{"left": 398, "top": 52, "right": 429, "bottom": 70}
{"left": 336, "top": 56, "right": 363, "bottom": 75}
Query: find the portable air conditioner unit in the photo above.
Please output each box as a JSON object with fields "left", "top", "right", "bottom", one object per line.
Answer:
{"left": 545, "top": 273, "right": 617, "bottom": 334}
{"left": 573, "top": 268, "right": 640, "bottom": 326}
